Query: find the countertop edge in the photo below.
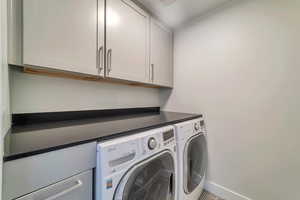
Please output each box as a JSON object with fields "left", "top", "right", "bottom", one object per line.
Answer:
{"left": 4, "top": 114, "right": 202, "bottom": 162}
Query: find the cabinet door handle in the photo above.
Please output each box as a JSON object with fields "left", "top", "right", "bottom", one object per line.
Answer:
{"left": 107, "top": 49, "right": 112, "bottom": 74}
{"left": 44, "top": 180, "right": 82, "bottom": 200}
{"left": 98, "top": 46, "right": 104, "bottom": 73}
{"left": 151, "top": 64, "right": 154, "bottom": 82}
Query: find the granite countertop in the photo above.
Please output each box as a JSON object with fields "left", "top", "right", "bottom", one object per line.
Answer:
{"left": 4, "top": 108, "right": 202, "bottom": 162}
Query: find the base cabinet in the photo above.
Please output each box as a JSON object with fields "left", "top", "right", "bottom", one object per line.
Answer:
{"left": 3, "top": 142, "right": 96, "bottom": 200}
{"left": 16, "top": 170, "right": 93, "bottom": 200}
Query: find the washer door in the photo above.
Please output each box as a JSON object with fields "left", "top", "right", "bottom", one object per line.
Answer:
{"left": 115, "top": 151, "right": 175, "bottom": 200}
{"left": 184, "top": 134, "right": 207, "bottom": 194}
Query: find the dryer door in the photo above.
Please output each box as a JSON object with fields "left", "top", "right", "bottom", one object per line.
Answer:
{"left": 184, "top": 134, "right": 207, "bottom": 194}
{"left": 115, "top": 151, "right": 175, "bottom": 200}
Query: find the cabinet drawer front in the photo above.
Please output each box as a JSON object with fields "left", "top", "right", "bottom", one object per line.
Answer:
{"left": 16, "top": 170, "right": 93, "bottom": 200}
{"left": 3, "top": 142, "right": 96, "bottom": 200}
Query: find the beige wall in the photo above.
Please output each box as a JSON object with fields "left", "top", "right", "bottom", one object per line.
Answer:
{"left": 10, "top": 67, "right": 160, "bottom": 113}
{"left": 1, "top": 0, "right": 10, "bottom": 197}
{"left": 1, "top": 0, "right": 10, "bottom": 134}
{"left": 161, "top": 0, "right": 300, "bottom": 199}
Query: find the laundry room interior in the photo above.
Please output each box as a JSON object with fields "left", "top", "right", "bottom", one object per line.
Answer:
{"left": 1, "top": 0, "right": 300, "bottom": 200}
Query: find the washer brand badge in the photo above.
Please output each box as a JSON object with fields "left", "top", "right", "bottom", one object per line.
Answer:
{"left": 106, "top": 179, "right": 113, "bottom": 189}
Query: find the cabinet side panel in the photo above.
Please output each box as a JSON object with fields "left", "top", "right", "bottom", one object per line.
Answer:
{"left": 7, "top": 0, "right": 23, "bottom": 65}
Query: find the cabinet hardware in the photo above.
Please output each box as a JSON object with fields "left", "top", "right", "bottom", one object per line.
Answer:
{"left": 107, "top": 49, "right": 112, "bottom": 74}
{"left": 98, "top": 46, "right": 104, "bottom": 73}
{"left": 44, "top": 180, "right": 82, "bottom": 200}
{"left": 151, "top": 64, "right": 154, "bottom": 82}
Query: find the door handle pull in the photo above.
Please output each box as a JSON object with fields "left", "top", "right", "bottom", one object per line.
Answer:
{"left": 107, "top": 49, "right": 112, "bottom": 75}
{"left": 44, "top": 180, "right": 82, "bottom": 200}
{"left": 151, "top": 64, "right": 154, "bottom": 82}
{"left": 98, "top": 46, "right": 104, "bottom": 73}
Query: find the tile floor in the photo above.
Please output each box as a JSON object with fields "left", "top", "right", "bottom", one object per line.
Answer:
{"left": 199, "top": 190, "right": 224, "bottom": 200}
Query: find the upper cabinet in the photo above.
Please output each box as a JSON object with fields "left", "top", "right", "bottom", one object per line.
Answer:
{"left": 150, "top": 19, "right": 173, "bottom": 87}
{"left": 106, "top": 0, "right": 150, "bottom": 83}
{"left": 22, "top": 0, "right": 104, "bottom": 76}
{"left": 8, "top": 0, "right": 173, "bottom": 88}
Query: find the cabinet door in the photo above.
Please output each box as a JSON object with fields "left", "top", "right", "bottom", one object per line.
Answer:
{"left": 16, "top": 170, "right": 93, "bottom": 200}
{"left": 23, "top": 0, "right": 100, "bottom": 76}
{"left": 106, "top": 0, "right": 150, "bottom": 83}
{"left": 98, "top": 0, "right": 105, "bottom": 76}
{"left": 150, "top": 19, "right": 173, "bottom": 87}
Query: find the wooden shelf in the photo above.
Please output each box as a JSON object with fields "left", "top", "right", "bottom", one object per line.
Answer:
{"left": 23, "top": 67, "right": 163, "bottom": 89}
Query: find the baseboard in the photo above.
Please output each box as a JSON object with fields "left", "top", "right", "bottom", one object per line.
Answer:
{"left": 205, "top": 181, "right": 253, "bottom": 200}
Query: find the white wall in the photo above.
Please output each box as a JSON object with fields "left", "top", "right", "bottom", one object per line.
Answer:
{"left": 10, "top": 67, "right": 160, "bottom": 113}
{"left": 161, "top": 0, "right": 300, "bottom": 199}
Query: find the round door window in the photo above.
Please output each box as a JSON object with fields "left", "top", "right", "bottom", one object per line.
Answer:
{"left": 121, "top": 152, "right": 175, "bottom": 200}
{"left": 184, "top": 134, "right": 207, "bottom": 194}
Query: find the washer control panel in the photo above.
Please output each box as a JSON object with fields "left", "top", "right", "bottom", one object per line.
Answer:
{"left": 142, "top": 133, "right": 161, "bottom": 153}
{"left": 142, "top": 127, "right": 175, "bottom": 153}
{"left": 163, "top": 129, "right": 175, "bottom": 146}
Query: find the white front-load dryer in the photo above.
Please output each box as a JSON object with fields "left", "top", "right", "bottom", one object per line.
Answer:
{"left": 96, "top": 126, "right": 177, "bottom": 200}
{"left": 174, "top": 118, "right": 207, "bottom": 200}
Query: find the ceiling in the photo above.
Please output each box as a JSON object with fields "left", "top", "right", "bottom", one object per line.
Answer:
{"left": 136, "top": 0, "right": 233, "bottom": 28}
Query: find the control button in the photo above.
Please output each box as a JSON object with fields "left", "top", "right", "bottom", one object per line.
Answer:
{"left": 148, "top": 137, "right": 157, "bottom": 150}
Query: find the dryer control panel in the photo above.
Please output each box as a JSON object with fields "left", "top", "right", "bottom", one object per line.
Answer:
{"left": 175, "top": 118, "right": 206, "bottom": 141}
{"left": 193, "top": 119, "right": 206, "bottom": 133}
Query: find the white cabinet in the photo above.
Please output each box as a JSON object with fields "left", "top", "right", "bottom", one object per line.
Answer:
{"left": 23, "top": 0, "right": 104, "bottom": 76}
{"left": 106, "top": 0, "right": 150, "bottom": 83}
{"left": 9, "top": 0, "right": 173, "bottom": 87}
{"left": 150, "top": 18, "right": 173, "bottom": 87}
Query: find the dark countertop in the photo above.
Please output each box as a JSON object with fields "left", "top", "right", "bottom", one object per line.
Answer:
{"left": 4, "top": 108, "right": 202, "bottom": 161}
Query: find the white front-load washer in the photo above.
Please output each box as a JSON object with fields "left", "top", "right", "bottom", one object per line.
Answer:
{"left": 96, "top": 126, "right": 177, "bottom": 200}
{"left": 174, "top": 118, "right": 208, "bottom": 200}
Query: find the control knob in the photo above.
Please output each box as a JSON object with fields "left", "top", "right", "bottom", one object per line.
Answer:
{"left": 194, "top": 123, "right": 200, "bottom": 131}
{"left": 148, "top": 137, "right": 157, "bottom": 150}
